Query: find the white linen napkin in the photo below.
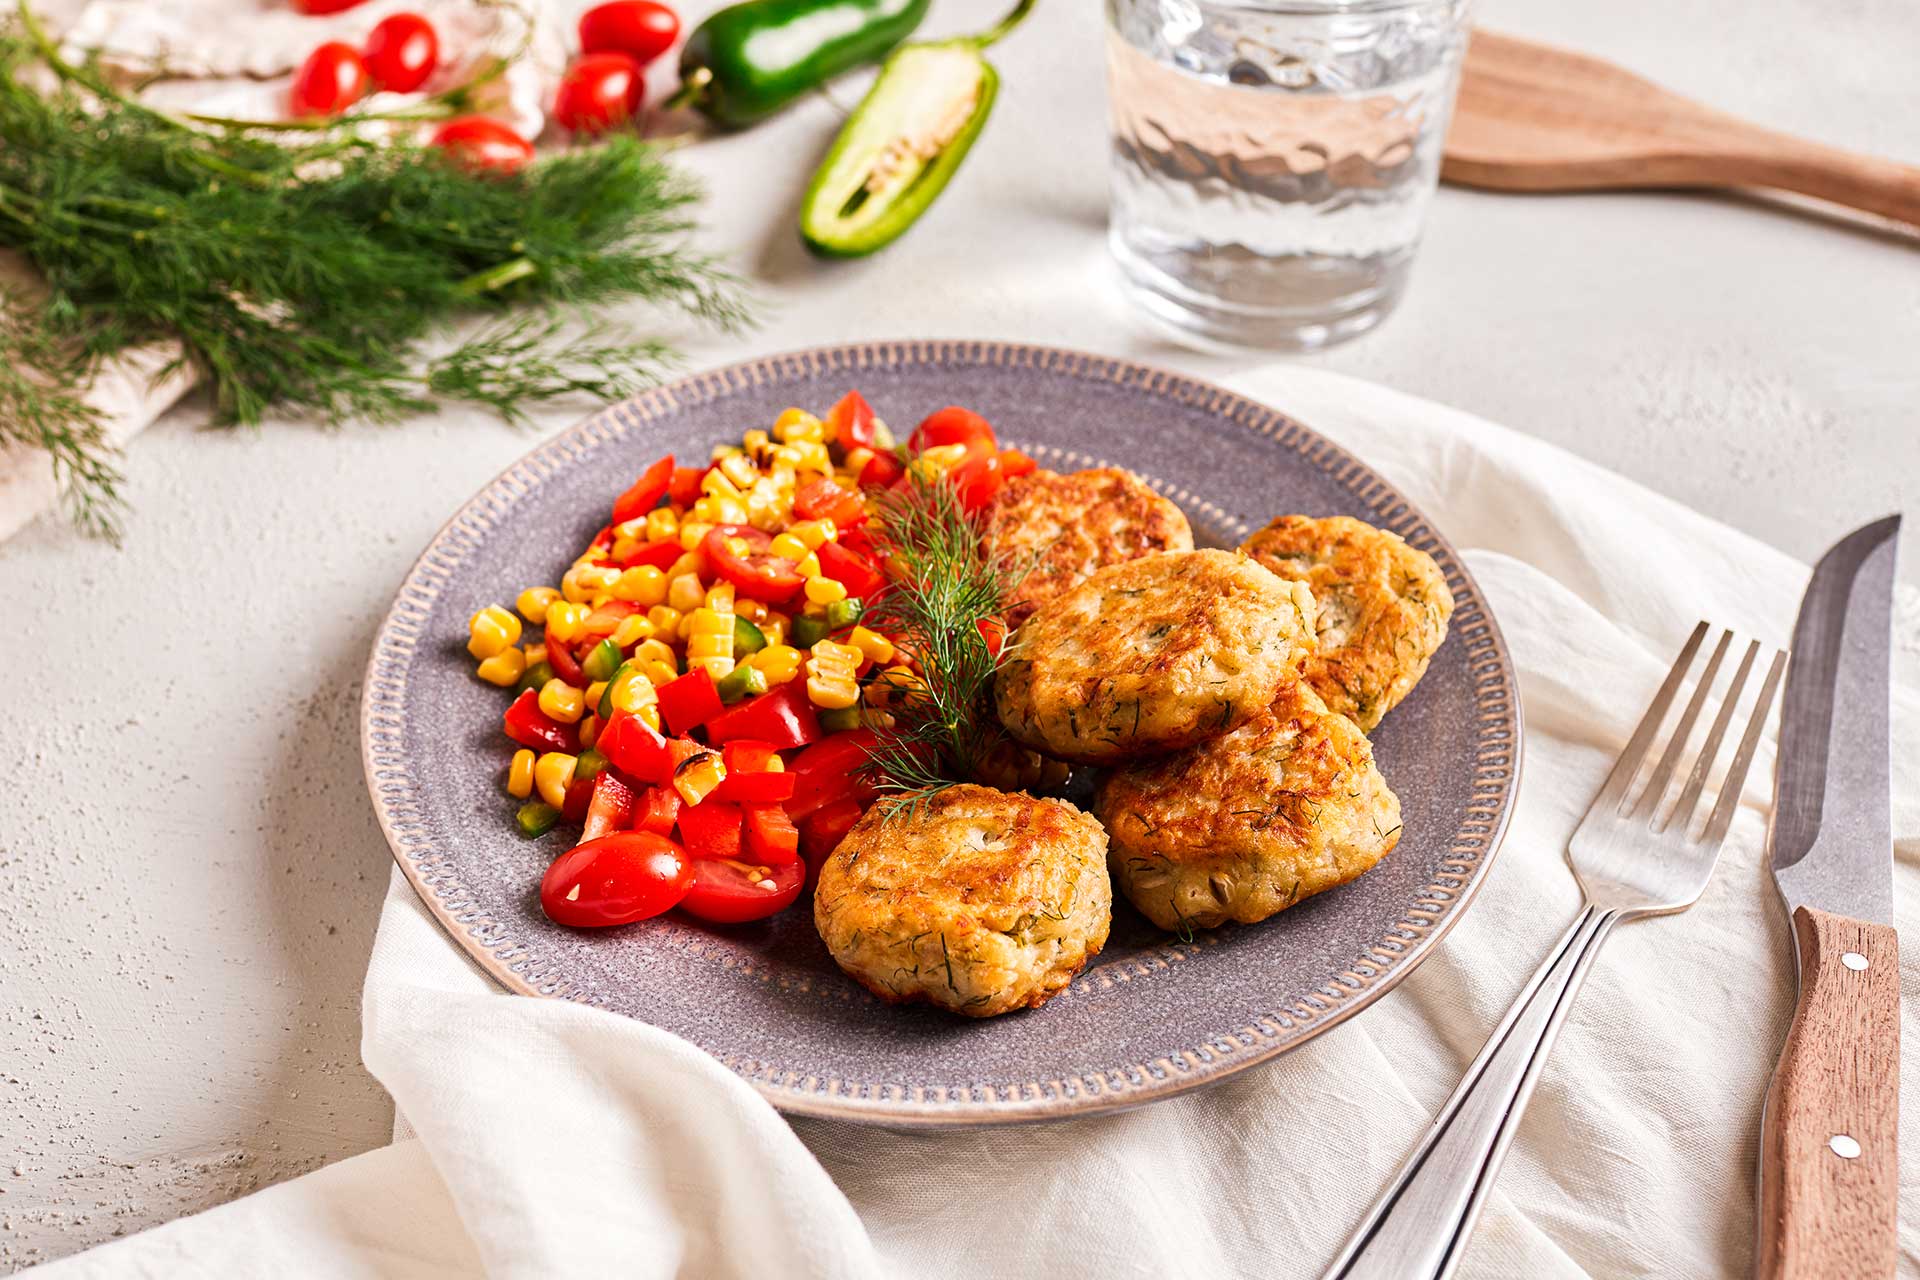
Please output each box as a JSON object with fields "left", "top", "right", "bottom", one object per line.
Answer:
{"left": 36, "top": 368, "right": 1920, "bottom": 1279}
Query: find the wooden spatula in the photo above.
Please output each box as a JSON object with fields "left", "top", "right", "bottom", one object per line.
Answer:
{"left": 1443, "top": 30, "right": 1920, "bottom": 230}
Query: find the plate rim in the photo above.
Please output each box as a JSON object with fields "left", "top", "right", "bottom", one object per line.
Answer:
{"left": 360, "top": 339, "right": 1524, "bottom": 1127}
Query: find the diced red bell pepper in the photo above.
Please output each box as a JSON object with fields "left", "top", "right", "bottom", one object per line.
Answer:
{"left": 711, "top": 741, "right": 796, "bottom": 802}
{"left": 610, "top": 455, "right": 674, "bottom": 526}
{"left": 997, "top": 447, "right": 1038, "bottom": 480}
{"left": 615, "top": 539, "right": 687, "bottom": 572}
{"left": 597, "top": 710, "right": 676, "bottom": 783}
{"left": 634, "top": 785, "right": 683, "bottom": 836}
{"left": 947, "top": 442, "right": 1003, "bottom": 512}
{"left": 743, "top": 804, "right": 800, "bottom": 864}
{"left": 584, "top": 600, "right": 638, "bottom": 633}
{"left": 668, "top": 465, "right": 707, "bottom": 508}
{"left": 589, "top": 523, "right": 614, "bottom": 551}
{"left": 826, "top": 390, "right": 877, "bottom": 451}
{"left": 703, "top": 679, "right": 822, "bottom": 750}
{"left": 977, "top": 616, "right": 1008, "bottom": 659}
{"left": 676, "top": 798, "right": 742, "bottom": 861}
{"left": 815, "top": 539, "right": 887, "bottom": 601}
{"left": 546, "top": 636, "right": 586, "bottom": 686}
{"left": 562, "top": 773, "right": 594, "bottom": 824}
{"left": 722, "top": 741, "right": 779, "bottom": 773}
{"left": 581, "top": 770, "right": 638, "bottom": 841}
{"left": 800, "top": 794, "right": 868, "bottom": 885}
{"left": 858, "top": 451, "right": 904, "bottom": 489}
{"left": 503, "top": 688, "right": 578, "bottom": 753}
{"left": 792, "top": 477, "right": 867, "bottom": 529}
{"left": 658, "top": 668, "right": 724, "bottom": 736}
{"left": 784, "top": 730, "right": 879, "bottom": 821}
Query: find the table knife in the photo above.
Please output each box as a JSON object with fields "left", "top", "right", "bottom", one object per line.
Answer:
{"left": 1759, "top": 514, "right": 1902, "bottom": 1279}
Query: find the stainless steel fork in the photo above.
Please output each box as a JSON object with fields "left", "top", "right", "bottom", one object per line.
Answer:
{"left": 1324, "top": 622, "right": 1788, "bottom": 1280}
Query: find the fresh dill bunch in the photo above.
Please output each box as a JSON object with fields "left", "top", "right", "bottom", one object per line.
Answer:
{"left": 0, "top": 7, "right": 748, "bottom": 538}
{"left": 860, "top": 470, "right": 1024, "bottom": 819}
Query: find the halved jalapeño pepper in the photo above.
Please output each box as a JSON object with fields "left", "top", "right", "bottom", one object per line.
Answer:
{"left": 675, "top": 0, "right": 930, "bottom": 130}
{"left": 800, "top": 0, "right": 1034, "bottom": 257}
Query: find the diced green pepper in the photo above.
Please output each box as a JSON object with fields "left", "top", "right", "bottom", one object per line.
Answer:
{"left": 514, "top": 660, "right": 555, "bottom": 697}
{"left": 597, "top": 661, "right": 631, "bottom": 719}
{"left": 790, "top": 614, "right": 831, "bottom": 648}
{"left": 582, "top": 638, "right": 623, "bottom": 682}
{"left": 732, "top": 615, "right": 767, "bottom": 659}
{"left": 716, "top": 663, "right": 769, "bottom": 704}
{"left": 825, "top": 597, "right": 864, "bottom": 631}
{"left": 574, "top": 748, "right": 608, "bottom": 783}
{"left": 817, "top": 705, "right": 864, "bottom": 732}
{"left": 515, "top": 801, "right": 561, "bottom": 837}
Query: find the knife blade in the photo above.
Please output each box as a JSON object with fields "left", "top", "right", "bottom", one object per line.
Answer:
{"left": 1756, "top": 513, "right": 1901, "bottom": 1280}
{"left": 1769, "top": 513, "right": 1899, "bottom": 927}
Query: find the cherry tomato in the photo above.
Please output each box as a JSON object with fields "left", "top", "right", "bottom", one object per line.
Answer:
{"left": 679, "top": 856, "right": 805, "bottom": 924}
{"left": 908, "top": 406, "right": 996, "bottom": 454}
{"left": 792, "top": 477, "right": 866, "bottom": 529}
{"left": 825, "top": 390, "right": 878, "bottom": 451}
{"left": 429, "top": 116, "right": 535, "bottom": 173}
{"left": 363, "top": 12, "right": 438, "bottom": 93}
{"left": 858, "top": 450, "right": 904, "bottom": 489}
{"left": 290, "top": 42, "right": 369, "bottom": 118}
{"left": 293, "top": 0, "right": 367, "bottom": 13}
{"left": 997, "top": 447, "right": 1038, "bottom": 480}
{"left": 553, "top": 52, "right": 645, "bottom": 135}
{"left": 541, "top": 831, "right": 693, "bottom": 927}
{"left": 702, "top": 524, "right": 804, "bottom": 604}
{"left": 578, "top": 1, "right": 681, "bottom": 67}
{"left": 947, "top": 444, "right": 1004, "bottom": 512}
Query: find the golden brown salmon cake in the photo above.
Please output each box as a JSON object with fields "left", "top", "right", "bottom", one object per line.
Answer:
{"left": 1240, "top": 515, "right": 1454, "bottom": 730}
{"left": 983, "top": 468, "right": 1194, "bottom": 626}
{"left": 994, "top": 549, "right": 1316, "bottom": 765}
{"left": 813, "top": 785, "right": 1111, "bottom": 1018}
{"left": 1096, "top": 681, "right": 1401, "bottom": 933}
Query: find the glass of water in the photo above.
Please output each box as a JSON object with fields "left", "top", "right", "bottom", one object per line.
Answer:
{"left": 1106, "top": 0, "right": 1471, "bottom": 350}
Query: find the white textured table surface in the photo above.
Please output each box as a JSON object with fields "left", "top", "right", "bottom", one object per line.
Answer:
{"left": 3, "top": 0, "right": 1916, "bottom": 1269}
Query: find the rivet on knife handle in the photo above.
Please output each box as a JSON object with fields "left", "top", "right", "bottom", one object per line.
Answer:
{"left": 1756, "top": 906, "right": 1901, "bottom": 1280}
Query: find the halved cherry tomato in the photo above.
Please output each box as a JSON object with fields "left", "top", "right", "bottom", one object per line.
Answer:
{"left": 908, "top": 406, "right": 996, "bottom": 454}
{"left": 744, "top": 804, "right": 800, "bottom": 863}
{"left": 545, "top": 636, "right": 586, "bottom": 687}
{"left": 363, "top": 12, "right": 438, "bottom": 92}
{"left": 597, "top": 710, "right": 676, "bottom": 783}
{"left": 784, "top": 730, "right": 879, "bottom": 821}
{"left": 503, "top": 688, "right": 578, "bottom": 753}
{"left": 703, "top": 679, "right": 822, "bottom": 750}
{"left": 815, "top": 539, "right": 886, "bottom": 601}
{"left": 581, "top": 769, "right": 637, "bottom": 841}
{"left": 634, "top": 785, "right": 682, "bottom": 836}
{"left": 668, "top": 466, "right": 707, "bottom": 507}
{"left": 610, "top": 454, "right": 673, "bottom": 526}
{"left": 702, "top": 525, "right": 804, "bottom": 605}
{"left": 948, "top": 442, "right": 1003, "bottom": 512}
{"left": 553, "top": 51, "right": 644, "bottom": 135}
{"left": 429, "top": 117, "right": 534, "bottom": 174}
{"left": 792, "top": 477, "right": 866, "bottom": 529}
{"left": 676, "top": 798, "right": 742, "bottom": 861}
{"left": 679, "top": 856, "right": 805, "bottom": 924}
{"left": 997, "top": 447, "right": 1038, "bottom": 480}
{"left": 858, "top": 451, "right": 904, "bottom": 489}
{"left": 290, "top": 42, "right": 369, "bottom": 118}
{"left": 826, "top": 390, "right": 878, "bottom": 451}
{"left": 293, "top": 0, "right": 367, "bottom": 14}
{"left": 541, "top": 831, "right": 692, "bottom": 927}
{"left": 658, "top": 668, "right": 723, "bottom": 735}
{"left": 800, "top": 795, "right": 867, "bottom": 885}
{"left": 578, "top": 1, "right": 680, "bottom": 66}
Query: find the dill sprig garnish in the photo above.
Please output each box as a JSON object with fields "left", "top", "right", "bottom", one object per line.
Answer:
{"left": 0, "top": 5, "right": 747, "bottom": 539}
{"left": 860, "top": 468, "right": 1022, "bottom": 819}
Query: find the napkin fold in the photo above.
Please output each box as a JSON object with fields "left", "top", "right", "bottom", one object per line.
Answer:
{"left": 37, "top": 368, "right": 1920, "bottom": 1279}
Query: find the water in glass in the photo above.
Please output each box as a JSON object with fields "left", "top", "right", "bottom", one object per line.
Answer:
{"left": 1107, "top": 0, "right": 1470, "bottom": 350}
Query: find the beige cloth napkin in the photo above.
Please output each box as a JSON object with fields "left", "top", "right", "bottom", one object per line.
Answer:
{"left": 33, "top": 367, "right": 1920, "bottom": 1279}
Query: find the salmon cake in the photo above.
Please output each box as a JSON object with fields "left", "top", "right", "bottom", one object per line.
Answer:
{"left": 983, "top": 467, "right": 1194, "bottom": 626}
{"left": 813, "top": 785, "right": 1111, "bottom": 1018}
{"left": 1240, "top": 515, "right": 1454, "bottom": 730}
{"left": 1095, "top": 680, "right": 1401, "bottom": 933}
{"left": 994, "top": 549, "right": 1316, "bottom": 765}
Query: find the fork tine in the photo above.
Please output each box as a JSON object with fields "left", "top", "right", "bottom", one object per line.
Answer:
{"left": 1699, "top": 648, "right": 1788, "bottom": 848}
{"left": 1662, "top": 639, "right": 1757, "bottom": 833}
{"left": 1587, "top": 621, "right": 1709, "bottom": 819}
{"left": 1630, "top": 629, "right": 1733, "bottom": 821}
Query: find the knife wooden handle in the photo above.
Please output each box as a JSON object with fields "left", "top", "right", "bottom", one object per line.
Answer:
{"left": 1757, "top": 905, "right": 1901, "bottom": 1279}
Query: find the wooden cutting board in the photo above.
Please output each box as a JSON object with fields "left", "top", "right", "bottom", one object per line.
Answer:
{"left": 1443, "top": 30, "right": 1920, "bottom": 230}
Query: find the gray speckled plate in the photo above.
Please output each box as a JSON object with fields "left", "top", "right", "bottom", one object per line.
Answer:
{"left": 362, "top": 341, "right": 1520, "bottom": 1127}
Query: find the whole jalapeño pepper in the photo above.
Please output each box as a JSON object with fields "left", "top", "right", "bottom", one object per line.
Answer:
{"left": 799, "top": 0, "right": 1035, "bottom": 257}
{"left": 673, "top": 0, "right": 931, "bottom": 130}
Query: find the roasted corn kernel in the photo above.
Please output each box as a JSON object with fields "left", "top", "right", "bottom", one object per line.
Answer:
{"left": 672, "top": 750, "right": 727, "bottom": 806}
{"left": 476, "top": 647, "right": 526, "bottom": 687}
{"left": 507, "top": 749, "right": 535, "bottom": 799}
{"left": 668, "top": 573, "right": 705, "bottom": 613}
{"left": 806, "top": 640, "right": 862, "bottom": 710}
{"left": 772, "top": 408, "right": 824, "bottom": 444}
{"left": 848, "top": 626, "right": 895, "bottom": 665}
{"left": 538, "top": 678, "right": 585, "bottom": 724}
{"left": 467, "top": 605, "right": 521, "bottom": 659}
{"left": 607, "top": 665, "right": 658, "bottom": 714}
{"left": 611, "top": 565, "right": 668, "bottom": 607}
{"left": 804, "top": 575, "right": 848, "bottom": 606}
{"left": 749, "top": 644, "right": 804, "bottom": 686}
{"left": 516, "top": 588, "right": 560, "bottom": 625}
{"left": 644, "top": 507, "right": 679, "bottom": 543}
{"left": 610, "top": 613, "right": 653, "bottom": 649}
{"left": 533, "top": 752, "right": 577, "bottom": 808}
{"left": 543, "top": 601, "right": 588, "bottom": 644}
{"left": 577, "top": 713, "right": 601, "bottom": 750}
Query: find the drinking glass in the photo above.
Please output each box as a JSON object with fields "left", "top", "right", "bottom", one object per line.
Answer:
{"left": 1106, "top": 0, "right": 1471, "bottom": 350}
